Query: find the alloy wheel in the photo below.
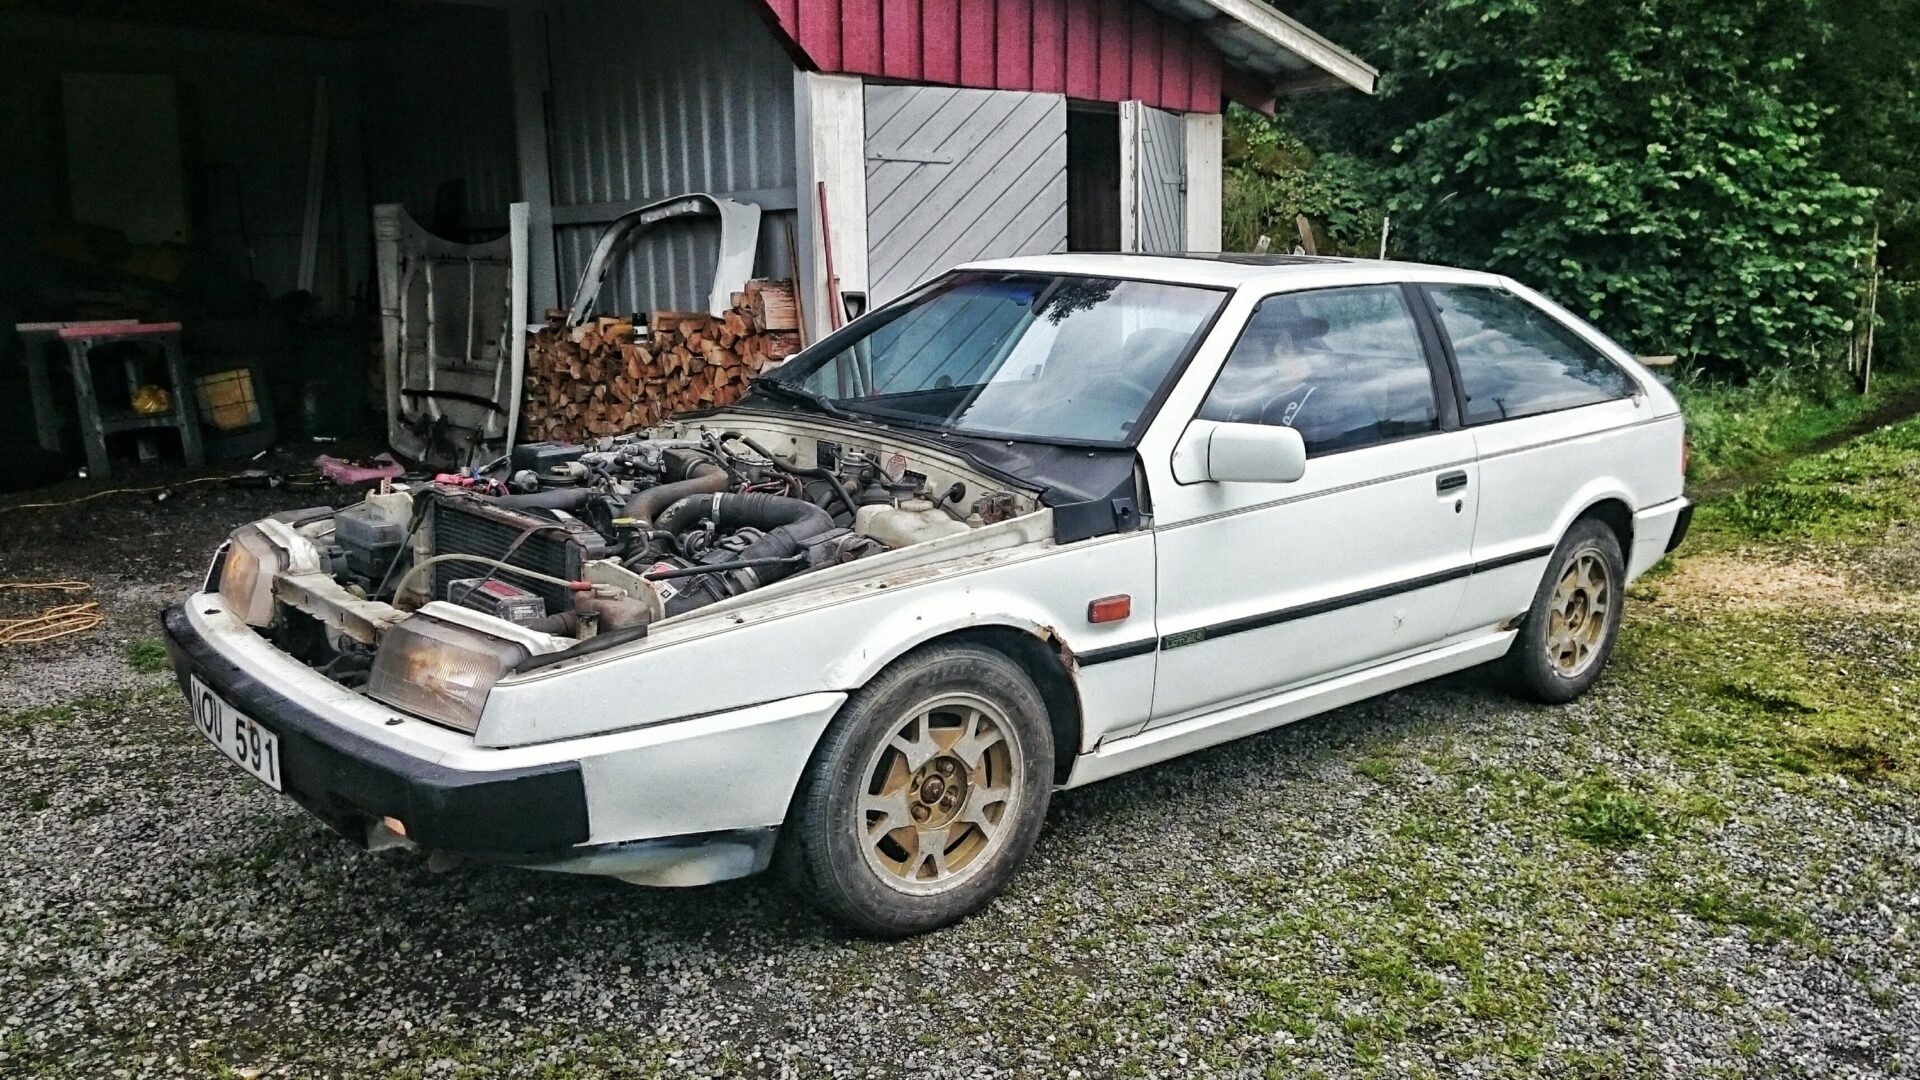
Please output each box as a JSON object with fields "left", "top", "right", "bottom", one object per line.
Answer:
{"left": 856, "top": 693, "right": 1021, "bottom": 895}
{"left": 1546, "top": 551, "right": 1612, "bottom": 678}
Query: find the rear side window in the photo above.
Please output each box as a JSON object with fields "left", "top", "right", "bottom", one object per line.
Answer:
{"left": 1197, "top": 285, "right": 1438, "bottom": 456}
{"left": 1427, "top": 285, "right": 1638, "bottom": 424}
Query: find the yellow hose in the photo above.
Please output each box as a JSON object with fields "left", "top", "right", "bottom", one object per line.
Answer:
{"left": 0, "top": 581, "right": 104, "bottom": 646}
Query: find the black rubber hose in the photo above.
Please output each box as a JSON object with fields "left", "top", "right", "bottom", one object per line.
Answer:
{"left": 655, "top": 491, "right": 834, "bottom": 537}
{"left": 492, "top": 487, "right": 592, "bottom": 510}
{"left": 622, "top": 461, "right": 727, "bottom": 528}
{"left": 653, "top": 493, "right": 722, "bottom": 537}
{"left": 733, "top": 526, "right": 823, "bottom": 585}
{"left": 720, "top": 494, "right": 837, "bottom": 585}
{"left": 722, "top": 431, "right": 858, "bottom": 520}
{"left": 653, "top": 492, "right": 839, "bottom": 587}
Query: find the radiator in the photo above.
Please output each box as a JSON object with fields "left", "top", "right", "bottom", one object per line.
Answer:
{"left": 420, "top": 492, "right": 608, "bottom": 615}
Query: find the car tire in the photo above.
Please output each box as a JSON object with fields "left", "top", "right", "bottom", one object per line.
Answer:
{"left": 778, "top": 642, "right": 1054, "bottom": 937}
{"left": 1503, "top": 517, "right": 1627, "bottom": 704}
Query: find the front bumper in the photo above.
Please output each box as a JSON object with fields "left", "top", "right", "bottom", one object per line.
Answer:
{"left": 163, "top": 604, "right": 590, "bottom": 857}
{"left": 161, "top": 597, "right": 847, "bottom": 884}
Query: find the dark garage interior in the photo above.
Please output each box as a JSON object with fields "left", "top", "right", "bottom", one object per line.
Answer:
{"left": 0, "top": 0, "right": 519, "bottom": 488}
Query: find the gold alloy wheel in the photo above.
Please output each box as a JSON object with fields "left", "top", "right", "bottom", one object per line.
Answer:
{"left": 857, "top": 693, "right": 1020, "bottom": 894}
{"left": 1547, "top": 551, "right": 1613, "bottom": 677}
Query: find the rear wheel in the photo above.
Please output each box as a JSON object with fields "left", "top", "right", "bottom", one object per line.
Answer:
{"left": 1503, "top": 518, "right": 1626, "bottom": 703}
{"left": 779, "top": 643, "right": 1053, "bottom": 936}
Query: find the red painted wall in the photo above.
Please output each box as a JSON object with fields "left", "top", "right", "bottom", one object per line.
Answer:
{"left": 761, "top": 0, "right": 1224, "bottom": 112}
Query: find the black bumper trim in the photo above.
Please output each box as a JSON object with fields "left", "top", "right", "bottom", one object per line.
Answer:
{"left": 161, "top": 604, "right": 591, "bottom": 858}
{"left": 1665, "top": 502, "right": 1694, "bottom": 554}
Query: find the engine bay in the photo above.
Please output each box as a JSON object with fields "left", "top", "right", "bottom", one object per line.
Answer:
{"left": 266, "top": 418, "right": 1038, "bottom": 689}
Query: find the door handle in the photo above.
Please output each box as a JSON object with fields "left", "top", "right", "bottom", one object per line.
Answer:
{"left": 1436, "top": 470, "right": 1469, "bottom": 494}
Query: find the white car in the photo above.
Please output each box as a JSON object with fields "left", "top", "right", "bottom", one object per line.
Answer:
{"left": 164, "top": 254, "right": 1690, "bottom": 935}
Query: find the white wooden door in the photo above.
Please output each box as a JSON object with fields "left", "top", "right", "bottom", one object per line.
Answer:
{"left": 1121, "top": 101, "right": 1187, "bottom": 253}
{"left": 864, "top": 85, "right": 1068, "bottom": 305}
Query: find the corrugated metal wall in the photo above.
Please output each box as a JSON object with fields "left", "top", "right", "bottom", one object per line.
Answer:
{"left": 864, "top": 84, "right": 1067, "bottom": 304}
{"left": 545, "top": 0, "right": 799, "bottom": 315}
{"left": 357, "top": 5, "right": 519, "bottom": 234}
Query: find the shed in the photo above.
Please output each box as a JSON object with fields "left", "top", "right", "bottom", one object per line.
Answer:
{"left": 514, "top": 0, "right": 1379, "bottom": 339}
{"left": 0, "top": 0, "right": 1372, "bottom": 471}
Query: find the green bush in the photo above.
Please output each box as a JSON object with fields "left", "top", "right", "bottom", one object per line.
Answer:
{"left": 1876, "top": 281, "right": 1920, "bottom": 372}
{"left": 1273, "top": 0, "right": 1883, "bottom": 375}
{"left": 1223, "top": 109, "right": 1384, "bottom": 257}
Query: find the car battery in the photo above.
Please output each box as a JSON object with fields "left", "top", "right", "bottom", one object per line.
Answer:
{"left": 446, "top": 577, "right": 548, "bottom": 625}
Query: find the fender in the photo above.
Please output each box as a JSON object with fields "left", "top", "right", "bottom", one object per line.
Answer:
{"left": 820, "top": 589, "right": 1072, "bottom": 690}
{"left": 1552, "top": 479, "right": 1639, "bottom": 551}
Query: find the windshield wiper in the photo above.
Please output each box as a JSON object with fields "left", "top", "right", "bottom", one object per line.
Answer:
{"left": 748, "top": 377, "right": 855, "bottom": 420}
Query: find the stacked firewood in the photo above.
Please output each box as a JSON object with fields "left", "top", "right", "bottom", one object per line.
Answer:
{"left": 521, "top": 279, "right": 802, "bottom": 441}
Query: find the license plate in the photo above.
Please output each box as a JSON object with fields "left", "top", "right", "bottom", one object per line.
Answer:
{"left": 188, "top": 674, "right": 282, "bottom": 791}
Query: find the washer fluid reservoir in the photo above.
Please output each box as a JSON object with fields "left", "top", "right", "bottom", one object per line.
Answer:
{"left": 854, "top": 499, "right": 973, "bottom": 549}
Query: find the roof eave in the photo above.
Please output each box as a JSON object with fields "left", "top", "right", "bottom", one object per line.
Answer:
{"left": 1194, "top": 0, "right": 1378, "bottom": 96}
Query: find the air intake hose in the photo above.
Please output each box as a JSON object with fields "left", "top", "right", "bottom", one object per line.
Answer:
{"left": 655, "top": 492, "right": 837, "bottom": 587}
{"left": 492, "top": 487, "right": 594, "bottom": 511}
{"left": 622, "top": 461, "right": 727, "bottom": 529}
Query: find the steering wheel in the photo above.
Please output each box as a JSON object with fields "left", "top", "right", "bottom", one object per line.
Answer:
{"left": 1080, "top": 370, "right": 1158, "bottom": 409}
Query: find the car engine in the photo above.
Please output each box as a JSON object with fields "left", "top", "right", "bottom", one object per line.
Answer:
{"left": 321, "top": 429, "right": 1021, "bottom": 651}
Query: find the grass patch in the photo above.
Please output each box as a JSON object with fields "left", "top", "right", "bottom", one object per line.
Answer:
{"left": 0, "top": 686, "right": 184, "bottom": 737}
{"left": 1681, "top": 889, "right": 1811, "bottom": 945}
{"left": 1702, "top": 417, "right": 1920, "bottom": 539}
{"left": 126, "top": 637, "right": 170, "bottom": 674}
{"left": 1616, "top": 605, "right": 1917, "bottom": 790}
{"left": 1354, "top": 756, "right": 1396, "bottom": 783}
{"left": 1562, "top": 777, "right": 1663, "bottom": 847}
{"left": 0, "top": 702, "right": 78, "bottom": 733}
{"left": 1671, "top": 365, "right": 1920, "bottom": 485}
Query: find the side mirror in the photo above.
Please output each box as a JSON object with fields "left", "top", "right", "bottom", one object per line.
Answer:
{"left": 1172, "top": 420, "right": 1308, "bottom": 484}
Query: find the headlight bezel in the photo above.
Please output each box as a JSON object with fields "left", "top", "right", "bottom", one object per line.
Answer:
{"left": 366, "top": 613, "right": 530, "bottom": 733}
{"left": 218, "top": 526, "right": 287, "bottom": 627}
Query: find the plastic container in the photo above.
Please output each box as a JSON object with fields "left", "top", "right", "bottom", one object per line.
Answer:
{"left": 854, "top": 499, "right": 973, "bottom": 549}
{"left": 335, "top": 500, "right": 407, "bottom": 578}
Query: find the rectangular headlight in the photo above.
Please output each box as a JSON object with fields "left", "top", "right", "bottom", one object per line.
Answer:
{"left": 367, "top": 615, "right": 528, "bottom": 733}
{"left": 219, "top": 526, "right": 286, "bottom": 627}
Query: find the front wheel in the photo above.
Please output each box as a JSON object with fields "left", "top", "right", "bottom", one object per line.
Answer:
{"left": 1503, "top": 518, "right": 1626, "bottom": 703}
{"left": 779, "top": 643, "right": 1054, "bottom": 937}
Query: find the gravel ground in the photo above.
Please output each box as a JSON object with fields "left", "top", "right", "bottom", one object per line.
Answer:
{"left": 2, "top": 443, "right": 1917, "bottom": 1078}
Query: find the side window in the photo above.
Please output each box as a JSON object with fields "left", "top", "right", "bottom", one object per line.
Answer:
{"left": 1197, "top": 285, "right": 1438, "bottom": 456}
{"left": 1427, "top": 285, "right": 1639, "bottom": 424}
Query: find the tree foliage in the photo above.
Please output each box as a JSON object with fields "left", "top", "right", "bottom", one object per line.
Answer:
{"left": 1248, "top": 0, "right": 1907, "bottom": 375}
{"left": 1222, "top": 113, "right": 1384, "bottom": 257}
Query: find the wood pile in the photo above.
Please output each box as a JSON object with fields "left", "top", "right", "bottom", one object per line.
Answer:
{"left": 521, "top": 279, "right": 802, "bottom": 441}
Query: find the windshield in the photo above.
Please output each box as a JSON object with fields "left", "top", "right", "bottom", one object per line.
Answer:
{"left": 761, "top": 272, "right": 1226, "bottom": 444}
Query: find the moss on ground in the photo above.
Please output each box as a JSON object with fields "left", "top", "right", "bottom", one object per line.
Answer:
{"left": 125, "top": 637, "right": 170, "bottom": 674}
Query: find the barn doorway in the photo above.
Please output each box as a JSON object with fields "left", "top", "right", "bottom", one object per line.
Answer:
{"left": 1067, "top": 104, "right": 1120, "bottom": 252}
